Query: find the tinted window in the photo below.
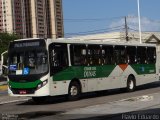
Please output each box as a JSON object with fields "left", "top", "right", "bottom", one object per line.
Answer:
{"left": 88, "top": 45, "right": 101, "bottom": 66}
{"left": 102, "top": 45, "right": 114, "bottom": 65}
{"left": 114, "top": 46, "right": 126, "bottom": 64}
{"left": 137, "top": 47, "right": 147, "bottom": 64}
{"left": 126, "top": 46, "right": 137, "bottom": 64}
{"left": 49, "top": 43, "right": 68, "bottom": 75}
{"left": 147, "top": 47, "right": 156, "bottom": 64}
{"left": 70, "top": 45, "right": 87, "bottom": 66}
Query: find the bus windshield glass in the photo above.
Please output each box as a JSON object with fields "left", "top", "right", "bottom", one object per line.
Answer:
{"left": 8, "top": 39, "right": 48, "bottom": 75}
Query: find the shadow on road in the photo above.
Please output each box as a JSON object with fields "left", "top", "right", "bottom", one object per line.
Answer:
{"left": 17, "top": 95, "right": 68, "bottom": 105}
{"left": 8, "top": 108, "right": 160, "bottom": 120}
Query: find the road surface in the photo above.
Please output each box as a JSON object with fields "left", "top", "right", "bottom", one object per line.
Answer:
{"left": 0, "top": 81, "right": 160, "bottom": 120}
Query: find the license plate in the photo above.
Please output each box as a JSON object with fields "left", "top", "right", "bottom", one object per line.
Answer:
{"left": 19, "top": 90, "right": 27, "bottom": 94}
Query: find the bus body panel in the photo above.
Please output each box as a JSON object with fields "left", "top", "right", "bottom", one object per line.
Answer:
{"left": 8, "top": 81, "right": 50, "bottom": 97}
{"left": 49, "top": 78, "right": 70, "bottom": 96}
{"left": 8, "top": 74, "right": 50, "bottom": 97}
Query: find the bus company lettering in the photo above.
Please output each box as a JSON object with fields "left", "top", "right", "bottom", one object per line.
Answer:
{"left": 84, "top": 67, "right": 96, "bottom": 78}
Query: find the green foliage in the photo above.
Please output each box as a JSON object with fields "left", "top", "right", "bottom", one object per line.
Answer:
{"left": 0, "top": 32, "right": 19, "bottom": 55}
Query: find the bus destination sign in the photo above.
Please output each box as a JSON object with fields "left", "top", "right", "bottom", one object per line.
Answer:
{"left": 14, "top": 42, "right": 40, "bottom": 48}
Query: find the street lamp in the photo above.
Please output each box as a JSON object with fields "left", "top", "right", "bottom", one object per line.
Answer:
{"left": 137, "top": 0, "right": 142, "bottom": 44}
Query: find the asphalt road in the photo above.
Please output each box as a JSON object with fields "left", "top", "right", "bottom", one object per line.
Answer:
{"left": 0, "top": 81, "right": 160, "bottom": 120}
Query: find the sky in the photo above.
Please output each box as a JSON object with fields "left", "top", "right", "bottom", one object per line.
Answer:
{"left": 63, "top": 0, "right": 160, "bottom": 37}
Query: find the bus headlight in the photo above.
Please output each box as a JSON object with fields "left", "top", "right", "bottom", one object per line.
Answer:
{"left": 37, "top": 80, "right": 48, "bottom": 90}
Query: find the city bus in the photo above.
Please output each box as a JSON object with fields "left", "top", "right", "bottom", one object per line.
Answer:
{"left": 7, "top": 38, "right": 159, "bottom": 102}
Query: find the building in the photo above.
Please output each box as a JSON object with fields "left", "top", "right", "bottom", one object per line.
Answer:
{"left": 0, "top": 1, "right": 3, "bottom": 32}
{"left": 0, "top": 0, "right": 64, "bottom": 39}
{"left": 71, "top": 32, "right": 160, "bottom": 44}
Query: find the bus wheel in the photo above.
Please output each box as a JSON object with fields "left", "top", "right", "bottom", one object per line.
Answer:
{"left": 127, "top": 76, "right": 136, "bottom": 92}
{"left": 68, "top": 81, "right": 81, "bottom": 101}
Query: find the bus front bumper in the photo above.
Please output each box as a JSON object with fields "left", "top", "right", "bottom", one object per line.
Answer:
{"left": 8, "top": 82, "right": 50, "bottom": 97}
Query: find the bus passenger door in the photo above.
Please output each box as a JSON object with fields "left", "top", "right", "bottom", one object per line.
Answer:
{"left": 49, "top": 43, "right": 69, "bottom": 96}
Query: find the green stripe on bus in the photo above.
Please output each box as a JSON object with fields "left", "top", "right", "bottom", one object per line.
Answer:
{"left": 9, "top": 80, "right": 41, "bottom": 89}
{"left": 131, "top": 64, "right": 156, "bottom": 75}
{"left": 53, "top": 65, "right": 116, "bottom": 81}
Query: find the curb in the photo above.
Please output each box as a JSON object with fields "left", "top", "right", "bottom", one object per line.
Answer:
{"left": 0, "top": 84, "right": 7, "bottom": 91}
{"left": 0, "top": 98, "right": 29, "bottom": 105}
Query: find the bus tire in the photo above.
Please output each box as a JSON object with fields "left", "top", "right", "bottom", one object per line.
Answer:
{"left": 127, "top": 76, "right": 136, "bottom": 92}
{"left": 68, "top": 81, "right": 81, "bottom": 101}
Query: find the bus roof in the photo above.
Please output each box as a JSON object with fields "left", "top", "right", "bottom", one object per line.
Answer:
{"left": 13, "top": 38, "right": 42, "bottom": 42}
{"left": 50, "top": 38, "right": 156, "bottom": 47}
{"left": 12, "top": 38, "right": 156, "bottom": 47}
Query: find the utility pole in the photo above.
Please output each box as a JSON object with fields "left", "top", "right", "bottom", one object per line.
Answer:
{"left": 125, "top": 16, "right": 129, "bottom": 42}
{"left": 137, "top": 0, "right": 142, "bottom": 44}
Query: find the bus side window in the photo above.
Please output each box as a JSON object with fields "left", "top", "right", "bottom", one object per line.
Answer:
{"left": 147, "top": 47, "right": 156, "bottom": 64}
{"left": 70, "top": 45, "right": 87, "bottom": 66}
{"left": 102, "top": 45, "right": 114, "bottom": 65}
{"left": 126, "top": 46, "right": 137, "bottom": 64}
{"left": 137, "top": 47, "right": 147, "bottom": 64}
{"left": 114, "top": 46, "right": 126, "bottom": 64}
{"left": 87, "top": 45, "right": 101, "bottom": 66}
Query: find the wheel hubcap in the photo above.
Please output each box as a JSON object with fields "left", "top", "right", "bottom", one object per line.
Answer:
{"left": 70, "top": 86, "right": 78, "bottom": 96}
{"left": 129, "top": 80, "right": 134, "bottom": 90}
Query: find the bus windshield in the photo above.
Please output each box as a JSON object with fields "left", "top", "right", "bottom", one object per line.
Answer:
{"left": 8, "top": 50, "right": 48, "bottom": 75}
{"left": 8, "top": 39, "right": 48, "bottom": 76}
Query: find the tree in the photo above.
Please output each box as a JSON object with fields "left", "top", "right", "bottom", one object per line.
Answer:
{"left": 0, "top": 32, "right": 19, "bottom": 56}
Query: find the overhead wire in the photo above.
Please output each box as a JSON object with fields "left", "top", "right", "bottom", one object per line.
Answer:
{"left": 65, "top": 26, "right": 124, "bottom": 36}
{"left": 63, "top": 16, "right": 124, "bottom": 22}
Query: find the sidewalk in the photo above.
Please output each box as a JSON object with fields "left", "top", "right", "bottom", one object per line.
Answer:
{"left": 0, "top": 76, "right": 7, "bottom": 92}
{"left": 0, "top": 85, "right": 7, "bottom": 91}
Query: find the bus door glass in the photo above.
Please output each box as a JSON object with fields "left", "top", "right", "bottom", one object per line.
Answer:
{"left": 49, "top": 43, "right": 68, "bottom": 75}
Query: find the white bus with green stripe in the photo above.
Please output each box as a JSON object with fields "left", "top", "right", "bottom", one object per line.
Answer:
{"left": 7, "top": 38, "right": 159, "bottom": 102}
